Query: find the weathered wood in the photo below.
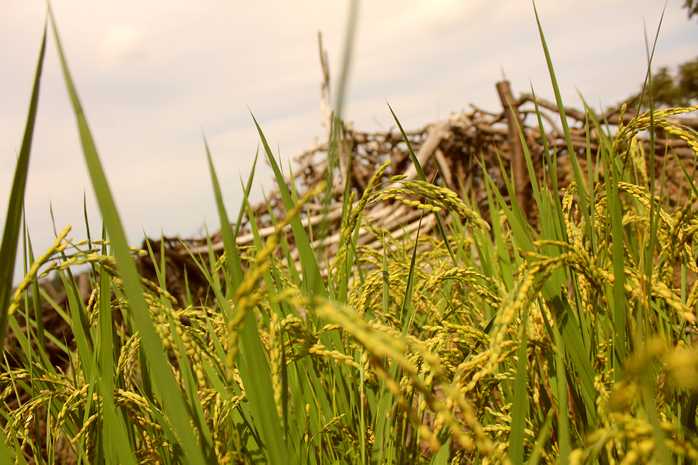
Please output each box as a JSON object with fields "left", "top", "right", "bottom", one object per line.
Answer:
{"left": 403, "top": 122, "right": 451, "bottom": 181}
{"left": 496, "top": 80, "right": 529, "bottom": 214}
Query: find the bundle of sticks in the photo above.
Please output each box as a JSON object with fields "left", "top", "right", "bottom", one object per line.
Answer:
{"left": 9, "top": 80, "right": 698, "bottom": 356}
{"left": 135, "top": 79, "right": 698, "bottom": 303}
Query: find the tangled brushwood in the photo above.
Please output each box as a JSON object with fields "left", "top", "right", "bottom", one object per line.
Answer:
{"left": 4, "top": 96, "right": 698, "bottom": 464}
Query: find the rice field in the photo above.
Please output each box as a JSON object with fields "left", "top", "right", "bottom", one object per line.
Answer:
{"left": 2, "top": 4, "right": 698, "bottom": 465}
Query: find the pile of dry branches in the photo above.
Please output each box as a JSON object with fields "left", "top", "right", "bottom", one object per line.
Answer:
{"left": 11, "top": 80, "right": 698, "bottom": 353}
{"left": 131, "top": 79, "right": 696, "bottom": 303}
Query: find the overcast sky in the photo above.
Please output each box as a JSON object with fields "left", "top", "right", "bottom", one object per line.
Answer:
{"left": 1, "top": 0, "right": 697, "bottom": 281}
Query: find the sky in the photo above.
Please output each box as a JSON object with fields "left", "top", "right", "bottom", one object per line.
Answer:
{"left": 1, "top": 0, "right": 697, "bottom": 281}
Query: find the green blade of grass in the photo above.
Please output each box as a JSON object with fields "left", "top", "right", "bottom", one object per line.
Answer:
{"left": 204, "top": 137, "right": 244, "bottom": 295}
{"left": 48, "top": 9, "right": 209, "bottom": 465}
{"left": 0, "top": 23, "right": 46, "bottom": 349}
{"left": 58, "top": 270, "right": 93, "bottom": 378}
{"left": 205, "top": 143, "right": 291, "bottom": 465}
{"left": 22, "top": 221, "right": 50, "bottom": 365}
{"left": 429, "top": 439, "right": 450, "bottom": 465}
{"left": 251, "top": 114, "right": 325, "bottom": 297}
{"left": 605, "top": 144, "right": 628, "bottom": 373}
{"left": 2, "top": 27, "right": 51, "bottom": 454}
{"left": 532, "top": 1, "right": 589, "bottom": 218}
{"left": 641, "top": 10, "right": 664, "bottom": 353}
{"left": 509, "top": 306, "right": 530, "bottom": 465}
{"left": 387, "top": 103, "right": 458, "bottom": 266}
{"left": 581, "top": 96, "right": 629, "bottom": 377}
{"left": 526, "top": 409, "right": 553, "bottom": 465}
{"left": 97, "top": 242, "right": 138, "bottom": 465}
{"left": 333, "top": 0, "right": 359, "bottom": 119}
{"left": 401, "top": 214, "right": 424, "bottom": 334}
{"left": 552, "top": 325, "right": 571, "bottom": 465}
{"left": 234, "top": 149, "right": 259, "bottom": 238}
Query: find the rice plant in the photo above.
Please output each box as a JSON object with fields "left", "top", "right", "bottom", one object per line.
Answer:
{"left": 2, "top": 4, "right": 698, "bottom": 465}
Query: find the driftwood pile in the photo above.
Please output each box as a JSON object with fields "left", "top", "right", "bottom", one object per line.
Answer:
{"left": 10, "top": 80, "right": 698, "bottom": 359}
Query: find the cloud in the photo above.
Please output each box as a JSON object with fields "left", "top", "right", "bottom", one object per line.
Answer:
{"left": 99, "top": 25, "right": 145, "bottom": 66}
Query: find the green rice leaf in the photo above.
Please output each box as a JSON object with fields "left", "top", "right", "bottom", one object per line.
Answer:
{"left": 251, "top": 114, "right": 325, "bottom": 296}
{"left": 48, "top": 8, "right": 209, "bottom": 465}
{"left": 205, "top": 141, "right": 291, "bottom": 465}
{"left": 532, "top": 1, "right": 589, "bottom": 217}
{"left": 0, "top": 23, "right": 46, "bottom": 349}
